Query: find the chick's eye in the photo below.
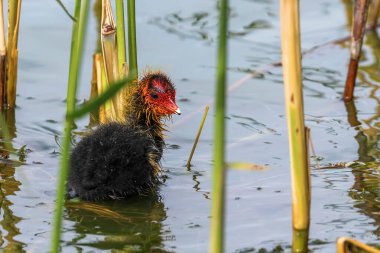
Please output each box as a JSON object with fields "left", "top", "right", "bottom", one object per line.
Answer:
{"left": 151, "top": 93, "right": 159, "bottom": 99}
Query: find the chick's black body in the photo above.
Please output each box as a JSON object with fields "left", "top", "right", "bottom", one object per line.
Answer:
{"left": 67, "top": 72, "right": 180, "bottom": 201}
{"left": 68, "top": 122, "right": 163, "bottom": 201}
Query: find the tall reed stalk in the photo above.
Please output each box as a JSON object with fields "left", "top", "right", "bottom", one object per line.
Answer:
{"left": 209, "top": 0, "right": 228, "bottom": 252}
{"left": 127, "top": 0, "right": 138, "bottom": 81}
{"left": 5, "top": 0, "right": 21, "bottom": 108}
{"left": 50, "top": 1, "right": 89, "bottom": 252}
{"left": 0, "top": 0, "right": 5, "bottom": 109}
{"left": 280, "top": 0, "right": 310, "bottom": 252}
{"left": 343, "top": 0, "right": 370, "bottom": 102}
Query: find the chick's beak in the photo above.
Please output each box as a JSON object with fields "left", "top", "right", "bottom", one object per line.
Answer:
{"left": 168, "top": 98, "right": 181, "bottom": 115}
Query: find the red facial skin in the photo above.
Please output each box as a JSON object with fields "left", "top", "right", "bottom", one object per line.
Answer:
{"left": 143, "top": 77, "right": 179, "bottom": 116}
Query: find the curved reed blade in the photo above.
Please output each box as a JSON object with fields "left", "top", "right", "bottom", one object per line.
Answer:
{"left": 5, "top": 0, "right": 21, "bottom": 108}
{"left": 337, "top": 237, "right": 380, "bottom": 253}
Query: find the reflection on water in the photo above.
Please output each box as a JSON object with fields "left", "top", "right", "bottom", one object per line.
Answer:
{"left": 342, "top": 10, "right": 380, "bottom": 236}
{"left": 0, "top": 109, "right": 25, "bottom": 252}
{"left": 64, "top": 194, "right": 173, "bottom": 252}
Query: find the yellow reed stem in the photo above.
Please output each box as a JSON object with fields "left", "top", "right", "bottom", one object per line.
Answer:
{"left": 280, "top": 1, "right": 310, "bottom": 252}
{"left": 186, "top": 105, "right": 209, "bottom": 168}
{"left": 94, "top": 53, "right": 107, "bottom": 123}
{"left": 101, "top": 55, "right": 116, "bottom": 122}
{"left": 6, "top": 0, "right": 21, "bottom": 108}
{"left": 89, "top": 54, "right": 99, "bottom": 125}
{"left": 0, "top": 0, "right": 5, "bottom": 108}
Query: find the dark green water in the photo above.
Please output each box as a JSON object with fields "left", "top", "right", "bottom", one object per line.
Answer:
{"left": 1, "top": 0, "right": 380, "bottom": 252}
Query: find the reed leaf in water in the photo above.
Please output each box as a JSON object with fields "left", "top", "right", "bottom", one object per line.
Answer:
{"left": 0, "top": 0, "right": 5, "bottom": 109}
{"left": 5, "top": 0, "right": 21, "bottom": 108}
{"left": 51, "top": 1, "right": 89, "bottom": 252}
{"left": 280, "top": 0, "right": 310, "bottom": 252}
{"left": 127, "top": 0, "right": 138, "bottom": 81}
{"left": 210, "top": 0, "right": 228, "bottom": 252}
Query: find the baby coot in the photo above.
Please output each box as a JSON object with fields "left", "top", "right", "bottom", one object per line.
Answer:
{"left": 68, "top": 72, "right": 180, "bottom": 201}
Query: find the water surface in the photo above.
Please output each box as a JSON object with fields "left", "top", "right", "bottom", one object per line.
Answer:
{"left": 1, "top": 0, "right": 380, "bottom": 252}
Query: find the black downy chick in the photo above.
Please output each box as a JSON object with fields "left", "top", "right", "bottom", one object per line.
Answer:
{"left": 68, "top": 72, "right": 180, "bottom": 201}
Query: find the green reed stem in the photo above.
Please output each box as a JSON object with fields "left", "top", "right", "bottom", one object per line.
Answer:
{"left": 115, "top": 0, "right": 126, "bottom": 75}
{"left": 210, "top": 0, "right": 228, "bottom": 252}
{"left": 51, "top": 1, "right": 89, "bottom": 252}
{"left": 127, "top": 0, "right": 138, "bottom": 81}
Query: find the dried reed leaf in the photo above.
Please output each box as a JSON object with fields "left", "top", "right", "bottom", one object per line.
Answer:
{"left": 101, "top": 0, "right": 123, "bottom": 121}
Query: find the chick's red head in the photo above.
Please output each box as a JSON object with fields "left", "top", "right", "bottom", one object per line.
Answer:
{"left": 142, "top": 73, "right": 181, "bottom": 116}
